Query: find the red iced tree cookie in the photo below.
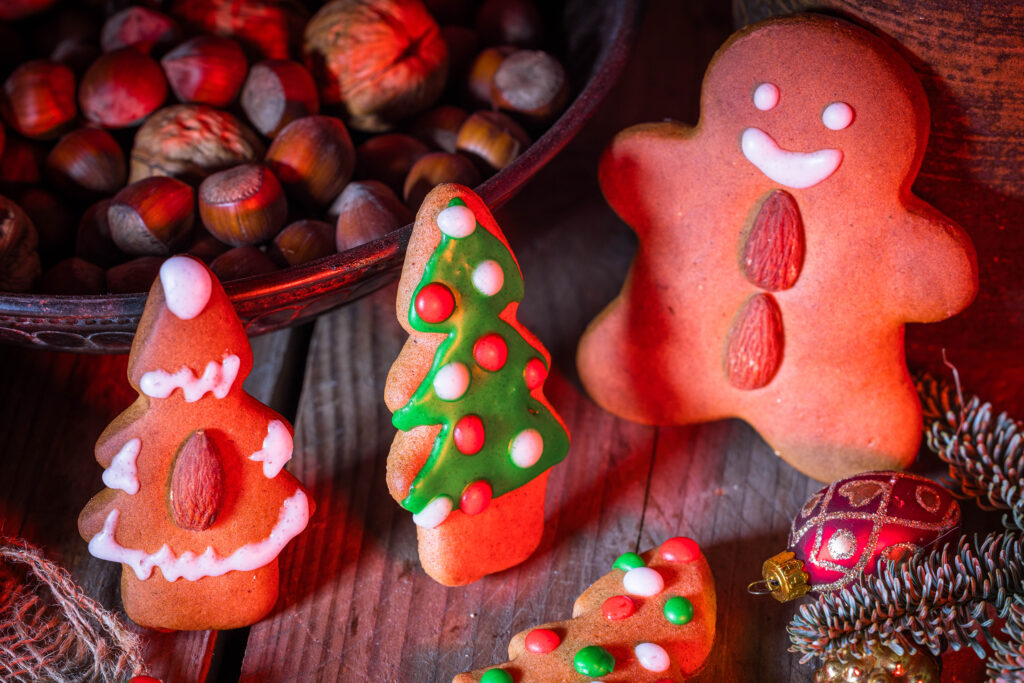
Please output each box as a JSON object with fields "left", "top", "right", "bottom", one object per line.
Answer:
{"left": 453, "top": 537, "right": 716, "bottom": 682}
{"left": 78, "top": 255, "right": 313, "bottom": 630}
{"left": 577, "top": 15, "right": 978, "bottom": 482}
{"left": 385, "top": 183, "right": 570, "bottom": 586}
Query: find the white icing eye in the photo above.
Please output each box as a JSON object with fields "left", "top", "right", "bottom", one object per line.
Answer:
{"left": 753, "top": 82, "right": 779, "bottom": 111}
{"left": 822, "top": 102, "right": 854, "bottom": 130}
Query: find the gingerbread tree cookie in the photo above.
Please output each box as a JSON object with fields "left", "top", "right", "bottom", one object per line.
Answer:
{"left": 577, "top": 15, "right": 978, "bottom": 482}
{"left": 385, "top": 183, "right": 570, "bottom": 586}
{"left": 453, "top": 537, "right": 716, "bottom": 682}
{"left": 78, "top": 255, "right": 313, "bottom": 631}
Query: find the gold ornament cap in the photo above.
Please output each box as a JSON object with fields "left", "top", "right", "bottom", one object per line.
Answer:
{"left": 748, "top": 550, "right": 810, "bottom": 602}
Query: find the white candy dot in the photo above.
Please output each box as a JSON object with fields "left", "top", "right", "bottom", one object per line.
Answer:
{"left": 436, "top": 205, "right": 477, "bottom": 238}
{"left": 753, "top": 82, "right": 779, "bottom": 111}
{"left": 159, "top": 256, "right": 212, "bottom": 320}
{"left": 412, "top": 496, "right": 452, "bottom": 528}
{"left": 472, "top": 260, "right": 504, "bottom": 296}
{"left": 635, "top": 642, "right": 671, "bottom": 672}
{"left": 623, "top": 566, "right": 664, "bottom": 596}
{"left": 509, "top": 428, "right": 543, "bottom": 468}
{"left": 822, "top": 101, "right": 854, "bottom": 130}
{"left": 433, "top": 362, "right": 470, "bottom": 401}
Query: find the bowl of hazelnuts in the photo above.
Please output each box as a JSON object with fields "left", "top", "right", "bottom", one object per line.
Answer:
{"left": 0, "top": 0, "right": 637, "bottom": 352}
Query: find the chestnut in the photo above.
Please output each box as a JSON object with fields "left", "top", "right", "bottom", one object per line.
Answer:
{"left": 403, "top": 151, "right": 480, "bottom": 209}
{"left": 108, "top": 176, "right": 195, "bottom": 256}
{"left": 47, "top": 127, "right": 127, "bottom": 197}
{"left": 199, "top": 164, "right": 287, "bottom": 246}
{"left": 106, "top": 256, "right": 164, "bottom": 293}
{"left": 209, "top": 245, "right": 278, "bottom": 281}
{"left": 491, "top": 50, "right": 567, "bottom": 122}
{"left": 0, "top": 194, "right": 41, "bottom": 293}
{"left": 331, "top": 180, "right": 412, "bottom": 252}
{"left": 161, "top": 36, "right": 248, "bottom": 107}
{"left": 100, "top": 6, "right": 180, "bottom": 54}
{"left": 270, "top": 219, "right": 335, "bottom": 267}
{"left": 355, "top": 133, "right": 429, "bottom": 196}
{"left": 79, "top": 48, "right": 168, "bottom": 129}
{"left": 40, "top": 257, "right": 106, "bottom": 295}
{"left": 265, "top": 115, "right": 354, "bottom": 206}
{"left": 456, "top": 110, "right": 530, "bottom": 174}
{"left": 241, "top": 59, "right": 319, "bottom": 138}
{"left": 0, "top": 60, "right": 77, "bottom": 139}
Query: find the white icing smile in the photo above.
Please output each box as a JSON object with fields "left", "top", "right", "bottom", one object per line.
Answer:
{"left": 741, "top": 127, "right": 842, "bottom": 189}
{"left": 140, "top": 354, "right": 241, "bottom": 402}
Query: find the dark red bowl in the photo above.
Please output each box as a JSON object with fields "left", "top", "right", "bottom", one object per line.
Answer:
{"left": 0, "top": 0, "right": 639, "bottom": 353}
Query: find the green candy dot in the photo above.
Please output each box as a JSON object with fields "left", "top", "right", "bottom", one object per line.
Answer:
{"left": 613, "top": 552, "right": 645, "bottom": 571}
{"left": 480, "top": 669, "right": 512, "bottom": 683}
{"left": 574, "top": 645, "right": 615, "bottom": 676}
{"left": 663, "top": 595, "right": 694, "bottom": 625}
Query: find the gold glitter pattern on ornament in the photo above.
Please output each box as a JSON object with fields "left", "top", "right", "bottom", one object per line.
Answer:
{"left": 827, "top": 529, "right": 857, "bottom": 560}
{"left": 914, "top": 486, "right": 940, "bottom": 514}
{"left": 802, "top": 492, "right": 823, "bottom": 518}
{"left": 838, "top": 480, "right": 884, "bottom": 507}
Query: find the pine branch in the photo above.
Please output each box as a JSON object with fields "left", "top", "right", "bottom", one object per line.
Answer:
{"left": 990, "top": 594, "right": 1024, "bottom": 681}
{"left": 914, "top": 372, "right": 1024, "bottom": 530}
{"left": 788, "top": 533, "right": 1024, "bottom": 663}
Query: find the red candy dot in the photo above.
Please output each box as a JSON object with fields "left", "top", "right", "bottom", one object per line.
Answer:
{"left": 660, "top": 537, "right": 700, "bottom": 563}
{"left": 601, "top": 594, "right": 636, "bottom": 620}
{"left": 453, "top": 414, "right": 485, "bottom": 454}
{"left": 524, "top": 628, "right": 560, "bottom": 654}
{"left": 523, "top": 357, "right": 547, "bottom": 390}
{"left": 473, "top": 333, "right": 508, "bottom": 371}
{"left": 414, "top": 282, "right": 455, "bottom": 323}
{"left": 460, "top": 480, "right": 492, "bottom": 515}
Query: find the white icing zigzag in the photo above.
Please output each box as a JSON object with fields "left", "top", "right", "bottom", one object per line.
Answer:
{"left": 102, "top": 438, "right": 142, "bottom": 495}
{"left": 88, "top": 488, "right": 310, "bottom": 582}
{"left": 249, "top": 420, "right": 293, "bottom": 479}
{"left": 140, "top": 354, "right": 241, "bottom": 402}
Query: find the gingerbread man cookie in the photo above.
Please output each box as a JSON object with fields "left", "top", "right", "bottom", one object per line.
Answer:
{"left": 577, "top": 15, "right": 977, "bottom": 482}
{"left": 79, "top": 255, "right": 313, "bottom": 630}
{"left": 453, "top": 537, "right": 715, "bottom": 682}
{"left": 385, "top": 184, "right": 570, "bottom": 586}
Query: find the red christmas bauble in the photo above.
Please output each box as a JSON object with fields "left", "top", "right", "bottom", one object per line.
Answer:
{"left": 789, "top": 471, "right": 960, "bottom": 593}
{"left": 415, "top": 282, "right": 455, "bottom": 323}
{"left": 473, "top": 332, "right": 508, "bottom": 371}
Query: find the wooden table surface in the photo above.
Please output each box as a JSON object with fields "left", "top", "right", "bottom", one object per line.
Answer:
{"left": 0, "top": 2, "right": 995, "bottom": 681}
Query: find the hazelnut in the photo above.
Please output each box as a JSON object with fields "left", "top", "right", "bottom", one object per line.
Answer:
{"left": 0, "top": 60, "right": 77, "bottom": 139}
{"left": 17, "top": 186, "right": 76, "bottom": 256}
{"left": 270, "top": 219, "right": 335, "bottom": 266}
{"left": 0, "top": 194, "right": 41, "bottom": 293}
{"left": 170, "top": 0, "right": 309, "bottom": 60}
{"left": 106, "top": 256, "right": 164, "bottom": 293}
{"left": 40, "top": 257, "right": 106, "bottom": 295}
{"left": 76, "top": 199, "right": 127, "bottom": 268}
{"left": 303, "top": 0, "right": 449, "bottom": 132}
{"left": 199, "top": 164, "right": 287, "bottom": 246}
{"left": 332, "top": 179, "right": 412, "bottom": 252}
{"left": 241, "top": 59, "right": 319, "bottom": 137}
{"left": 51, "top": 39, "right": 101, "bottom": 78}
{"left": 491, "top": 50, "right": 567, "bottom": 122}
{"left": 0, "top": 136, "right": 43, "bottom": 191}
{"left": 46, "top": 127, "right": 127, "bottom": 197}
{"left": 456, "top": 110, "right": 529, "bottom": 174}
{"left": 129, "top": 104, "right": 265, "bottom": 184}
{"left": 79, "top": 48, "right": 168, "bottom": 128}
{"left": 209, "top": 245, "right": 278, "bottom": 281}
{"left": 410, "top": 105, "right": 468, "bottom": 153}
{"left": 403, "top": 151, "right": 480, "bottom": 209}
{"left": 265, "top": 115, "right": 355, "bottom": 206}
{"left": 355, "top": 133, "right": 429, "bottom": 196}
{"left": 465, "top": 46, "right": 513, "bottom": 108}
{"left": 109, "top": 176, "right": 195, "bottom": 256}
{"left": 187, "top": 230, "right": 230, "bottom": 264}
{"left": 161, "top": 36, "right": 248, "bottom": 107}
{"left": 101, "top": 6, "right": 180, "bottom": 54}
{"left": 475, "top": 0, "right": 543, "bottom": 48}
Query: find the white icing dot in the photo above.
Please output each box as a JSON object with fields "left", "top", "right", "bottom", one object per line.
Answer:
{"left": 102, "top": 438, "right": 141, "bottom": 495}
{"left": 753, "top": 82, "right": 779, "bottom": 111}
{"left": 412, "top": 496, "right": 452, "bottom": 529}
{"left": 159, "top": 256, "right": 212, "bottom": 320}
{"left": 509, "top": 428, "right": 543, "bottom": 468}
{"left": 249, "top": 420, "right": 293, "bottom": 479}
{"left": 822, "top": 101, "right": 854, "bottom": 130}
{"left": 623, "top": 566, "right": 665, "bottom": 596}
{"left": 436, "top": 205, "right": 477, "bottom": 238}
{"left": 433, "top": 362, "right": 470, "bottom": 401}
{"left": 472, "top": 260, "right": 504, "bottom": 296}
{"left": 635, "top": 642, "right": 671, "bottom": 672}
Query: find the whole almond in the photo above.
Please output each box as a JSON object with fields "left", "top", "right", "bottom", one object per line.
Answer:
{"left": 168, "top": 429, "right": 223, "bottom": 531}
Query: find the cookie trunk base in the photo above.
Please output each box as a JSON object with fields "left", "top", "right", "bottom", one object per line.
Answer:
{"left": 120, "top": 560, "right": 280, "bottom": 630}
{"left": 417, "top": 470, "right": 550, "bottom": 586}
